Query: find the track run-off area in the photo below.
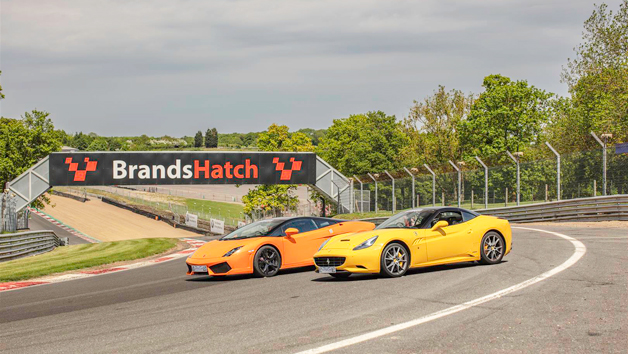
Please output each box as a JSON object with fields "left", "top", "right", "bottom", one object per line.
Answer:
{"left": 1, "top": 224, "right": 626, "bottom": 353}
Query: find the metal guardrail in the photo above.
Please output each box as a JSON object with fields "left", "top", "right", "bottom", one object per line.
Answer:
{"left": 0, "top": 230, "right": 62, "bottom": 262}
{"left": 477, "top": 195, "right": 628, "bottom": 223}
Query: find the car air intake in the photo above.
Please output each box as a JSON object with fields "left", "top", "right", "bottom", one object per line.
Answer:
{"left": 314, "top": 257, "right": 346, "bottom": 267}
{"left": 210, "top": 262, "right": 232, "bottom": 274}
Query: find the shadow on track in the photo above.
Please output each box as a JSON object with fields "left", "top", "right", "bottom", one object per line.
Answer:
{"left": 184, "top": 266, "right": 316, "bottom": 282}
{"left": 311, "top": 260, "right": 508, "bottom": 282}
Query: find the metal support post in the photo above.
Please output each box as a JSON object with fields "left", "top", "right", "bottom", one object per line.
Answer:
{"left": 545, "top": 142, "right": 561, "bottom": 201}
{"left": 591, "top": 132, "right": 610, "bottom": 196}
{"left": 506, "top": 151, "right": 521, "bottom": 206}
{"left": 474, "top": 156, "right": 489, "bottom": 209}
{"left": 353, "top": 175, "right": 364, "bottom": 213}
{"left": 384, "top": 170, "right": 395, "bottom": 213}
{"left": 403, "top": 167, "right": 416, "bottom": 208}
{"left": 367, "top": 173, "right": 378, "bottom": 213}
{"left": 423, "top": 164, "right": 436, "bottom": 206}
{"left": 448, "top": 160, "right": 462, "bottom": 207}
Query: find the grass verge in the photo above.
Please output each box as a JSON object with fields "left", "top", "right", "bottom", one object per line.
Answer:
{"left": 0, "top": 238, "right": 178, "bottom": 282}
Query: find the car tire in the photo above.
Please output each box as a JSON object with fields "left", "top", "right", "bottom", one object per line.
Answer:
{"left": 253, "top": 246, "right": 281, "bottom": 277}
{"left": 479, "top": 231, "right": 505, "bottom": 265}
{"left": 330, "top": 273, "right": 351, "bottom": 279}
{"left": 380, "top": 242, "right": 409, "bottom": 278}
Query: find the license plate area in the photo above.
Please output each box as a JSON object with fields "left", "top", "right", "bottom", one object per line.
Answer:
{"left": 191, "top": 265, "right": 208, "bottom": 273}
{"left": 319, "top": 266, "right": 336, "bottom": 274}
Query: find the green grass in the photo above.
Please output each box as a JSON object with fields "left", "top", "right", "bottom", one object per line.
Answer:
{"left": 0, "top": 238, "right": 178, "bottom": 282}
{"left": 184, "top": 199, "right": 244, "bottom": 218}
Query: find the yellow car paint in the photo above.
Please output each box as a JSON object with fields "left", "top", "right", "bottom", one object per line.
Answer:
{"left": 314, "top": 214, "right": 511, "bottom": 275}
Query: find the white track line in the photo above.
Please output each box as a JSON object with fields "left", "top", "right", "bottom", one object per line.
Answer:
{"left": 295, "top": 227, "right": 586, "bottom": 354}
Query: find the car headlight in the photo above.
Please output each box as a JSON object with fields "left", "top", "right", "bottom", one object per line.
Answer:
{"left": 223, "top": 246, "right": 242, "bottom": 257}
{"left": 353, "top": 236, "right": 378, "bottom": 251}
{"left": 318, "top": 239, "right": 330, "bottom": 251}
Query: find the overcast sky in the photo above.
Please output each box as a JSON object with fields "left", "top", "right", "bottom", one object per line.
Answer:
{"left": 0, "top": 0, "right": 621, "bottom": 136}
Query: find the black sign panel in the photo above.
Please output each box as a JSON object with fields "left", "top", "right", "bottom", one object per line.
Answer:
{"left": 49, "top": 152, "right": 317, "bottom": 186}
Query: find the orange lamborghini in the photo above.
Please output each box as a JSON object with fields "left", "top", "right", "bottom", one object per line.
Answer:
{"left": 186, "top": 217, "right": 375, "bottom": 277}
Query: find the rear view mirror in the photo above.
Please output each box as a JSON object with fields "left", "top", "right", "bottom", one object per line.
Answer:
{"left": 431, "top": 220, "right": 449, "bottom": 231}
{"left": 285, "top": 228, "right": 299, "bottom": 237}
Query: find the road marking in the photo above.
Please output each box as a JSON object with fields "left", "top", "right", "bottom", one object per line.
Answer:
{"left": 295, "top": 227, "right": 586, "bottom": 354}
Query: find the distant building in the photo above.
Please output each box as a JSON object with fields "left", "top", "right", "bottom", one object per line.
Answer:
{"left": 61, "top": 146, "right": 79, "bottom": 153}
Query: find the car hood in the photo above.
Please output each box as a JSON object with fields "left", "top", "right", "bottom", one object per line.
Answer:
{"left": 321, "top": 229, "right": 402, "bottom": 250}
{"left": 188, "top": 238, "right": 262, "bottom": 260}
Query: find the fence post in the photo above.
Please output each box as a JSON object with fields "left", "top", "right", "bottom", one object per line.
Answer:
{"left": 506, "top": 151, "right": 521, "bottom": 206}
{"left": 474, "top": 156, "right": 489, "bottom": 209}
{"left": 471, "top": 190, "right": 474, "bottom": 209}
{"left": 423, "top": 164, "right": 436, "bottom": 206}
{"left": 545, "top": 142, "right": 561, "bottom": 201}
{"left": 591, "top": 132, "right": 611, "bottom": 196}
{"left": 353, "top": 175, "right": 364, "bottom": 213}
{"left": 448, "top": 160, "right": 462, "bottom": 208}
{"left": 594, "top": 180, "right": 597, "bottom": 197}
{"left": 403, "top": 167, "right": 416, "bottom": 209}
{"left": 505, "top": 187, "right": 508, "bottom": 206}
{"left": 367, "top": 173, "right": 378, "bottom": 213}
{"left": 350, "top": 179, "right": 354, "bottom": 214}
{"left": 384, "top": 171, "right": 396, "bottom": 213}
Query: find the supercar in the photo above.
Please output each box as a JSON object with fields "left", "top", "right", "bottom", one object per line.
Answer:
{"left": 313, "top": 207, "right": 512, "bottom": 278}
{"left": 186, "top": 217, "right": 375, "bottom": 277}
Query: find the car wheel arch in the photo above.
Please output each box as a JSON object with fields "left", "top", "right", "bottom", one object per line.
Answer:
{"left": 255, "top": 244, "right": 283, "bottom": 267}
{"left": 381, "top": 239, "right": 412, "bottom": 264}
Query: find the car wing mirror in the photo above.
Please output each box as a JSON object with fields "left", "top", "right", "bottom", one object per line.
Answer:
{"left": 430, "top": 220, "right": 449, "bottom": 231}
{"left": 285, "top": 228, "right": 299, "bottom": 237}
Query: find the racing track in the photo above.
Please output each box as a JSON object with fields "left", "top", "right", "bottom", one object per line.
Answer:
{"left": 1, "top": 225, "right": 626, "bottom": 353}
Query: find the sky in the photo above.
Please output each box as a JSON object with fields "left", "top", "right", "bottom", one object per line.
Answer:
{"left": 0, "top": 0, "right": 622, "bottom": 136}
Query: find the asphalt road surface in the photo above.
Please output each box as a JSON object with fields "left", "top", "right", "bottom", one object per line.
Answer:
{"left": 28, "top": 212, "right": 90, "bottom": 245}
{"left": 1, "top": 224, "right": 626, "bottom": 353}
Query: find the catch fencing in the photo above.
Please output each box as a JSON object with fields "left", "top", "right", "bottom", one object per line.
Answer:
{"left": 1, "top": 192, "right": 29, "bottom": 233}
{"left": 350, "top": 144, "right": 628, "bottom": 214}
{"left": 0, "top": 230, "right": 62, "bottom": 262}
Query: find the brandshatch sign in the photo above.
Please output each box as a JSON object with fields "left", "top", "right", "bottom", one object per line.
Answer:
{"left": 49, "top": 152, "right": 316, "bottom": 186}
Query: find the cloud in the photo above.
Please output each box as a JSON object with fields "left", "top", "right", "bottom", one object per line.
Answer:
{"left": 0, "top": 0, "right": 621, "bottom": 136}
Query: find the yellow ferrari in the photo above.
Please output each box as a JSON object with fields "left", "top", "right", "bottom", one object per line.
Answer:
{"left": 313, "top": 207, "right": 512, "bottom": 278}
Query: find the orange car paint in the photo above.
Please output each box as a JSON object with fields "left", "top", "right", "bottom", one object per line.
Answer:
{"left": 186, "top": 221, "right": 375, "bottom": 276}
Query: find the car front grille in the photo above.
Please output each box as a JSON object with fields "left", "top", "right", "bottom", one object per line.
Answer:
{"left": 210, "top": 262, "right": 232, "bottom": 274}
{"left": 314, "top": 257, "right": 346, "bottom": 267}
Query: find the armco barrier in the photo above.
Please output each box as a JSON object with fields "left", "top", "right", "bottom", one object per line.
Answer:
{"left": 357, "top": 195, "right": 628, "bottom": 224}
{"left": 0, "top": 230, "right": 61, "bottom": 262}
{"left": 476, "top": 195, "right": 628, "bottom": 223}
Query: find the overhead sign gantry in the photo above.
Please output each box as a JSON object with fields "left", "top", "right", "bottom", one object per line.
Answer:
{"left": 7, "top": 152, "right": 353, "bottom": 213}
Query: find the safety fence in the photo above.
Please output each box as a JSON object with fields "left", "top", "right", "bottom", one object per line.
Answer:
{"left": 1, "top": 192, "right": 29, "bottom": 233}
{"left": 350, "top": 144, "right": 628, "bottom": 214}
{"left": 0, "top": 230, "right": 63, "bottom": 262}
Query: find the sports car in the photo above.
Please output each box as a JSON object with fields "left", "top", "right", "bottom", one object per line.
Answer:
{"left": 313, "top": 207, "right": 512, "bottom": 278}
{"left": 186, "top": 216, "right": 375, "bottom": 277}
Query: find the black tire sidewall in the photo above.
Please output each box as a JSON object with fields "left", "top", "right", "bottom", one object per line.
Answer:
{"left": 253, "top": 245, "right": 281, "bottom": 277}
{"left": 480, "top": 232, "right": 504, "bottom": 265}
{"left": 380, "top": 242, "right": 409, "bottom": 278}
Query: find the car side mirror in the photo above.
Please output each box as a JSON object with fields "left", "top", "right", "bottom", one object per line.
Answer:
{"left": 431, "top": 220, "right": 449, "bottom": 231}
{"left": 285, "top": 228, "right": 299, "bottom": 237}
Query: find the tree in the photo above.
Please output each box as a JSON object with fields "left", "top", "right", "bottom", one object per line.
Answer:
{"left": 210, "top": 128, "right": 218, "bottom": 148}
{"left": 552, "top": 1, "right": 628, "bottom": 150}
{"left": 257, "top": 124, "right": 314, "bottom": 152}
{"left": 402, "top": 86, "right": 474, "bottom": 166}
{"left": 204, "top": 129, "right": 212, "bottom": 148}
{"left": 243, "top": 124, "right": 315, "bottom": 216}
{"left": 459, "top": 74, "right": 553, "bottom": 159}
{"left": 0, "top": 71, "right": 4, "bottom": 100}
{"left": 317, "top": 111, "right": 409, "bottom": 176}
{"left": 1, "top": 111, "right": 62, "bottom": 189}
{"left": 86, "top": 138, "right": 109, "bottom": 151}
{"left": 194, "top": 131, "right": 203, "bottom": 148}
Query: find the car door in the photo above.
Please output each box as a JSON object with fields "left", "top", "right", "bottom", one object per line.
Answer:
{"left": 278, "top": 218, "right": 321, "bottom": 266}
{"left": 424, "top": 210, "right": 473, "bottom": 262}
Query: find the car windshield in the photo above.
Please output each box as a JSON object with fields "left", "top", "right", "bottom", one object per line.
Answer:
{"left": 221, "top": 219, "right": 284, "bottom": 240}
{"left": 376, "top": 210, "right": 434, "bottom": 229}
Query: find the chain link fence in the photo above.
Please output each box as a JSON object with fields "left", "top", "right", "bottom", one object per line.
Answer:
{"left": 351, "top": 147, "right": 628, "bottom": 213}
{"left": 1, "top": 192, "right": 29, "bottom": 233}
